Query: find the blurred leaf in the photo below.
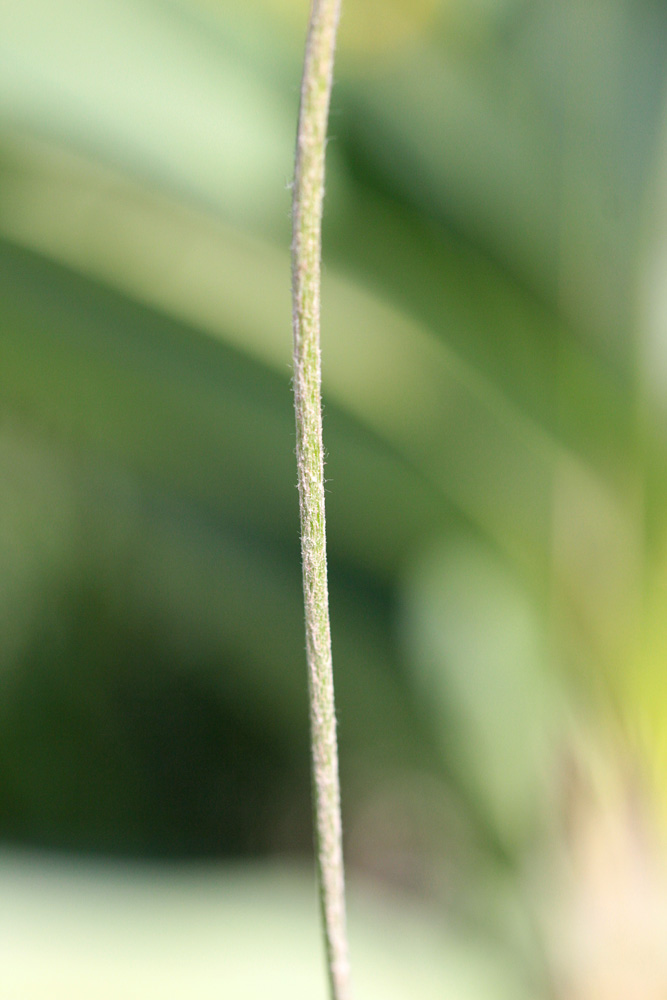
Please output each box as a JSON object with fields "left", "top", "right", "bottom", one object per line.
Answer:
{"left": 0, "top": 135, "right": 559, "bottom": 575}
{"left": 0, "top": 0, "right": 301, "bottom": 239}
{"left": 400, "top": 535, "right": 561, "bottom": 851}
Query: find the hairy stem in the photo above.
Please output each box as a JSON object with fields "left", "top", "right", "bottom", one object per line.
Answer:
{"left": 291, "top": 2, "right": 350, "bottom": 999}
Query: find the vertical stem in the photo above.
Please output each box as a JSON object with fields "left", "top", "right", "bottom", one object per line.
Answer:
{"left": 291, "top": 2, "right": 350, "bottom": 999}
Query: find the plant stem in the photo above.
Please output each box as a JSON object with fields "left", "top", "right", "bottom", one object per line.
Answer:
{"left": 291, "top": 2, "right": 350, "bottom": 999}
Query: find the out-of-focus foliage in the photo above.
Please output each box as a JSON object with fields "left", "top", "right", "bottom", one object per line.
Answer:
{"left": 1, "top": 0, "right": 667, "bottom": 995}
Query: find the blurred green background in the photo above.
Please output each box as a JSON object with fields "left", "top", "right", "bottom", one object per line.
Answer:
{"left": 2, "top": 0, "right": 667, "bottom": 996}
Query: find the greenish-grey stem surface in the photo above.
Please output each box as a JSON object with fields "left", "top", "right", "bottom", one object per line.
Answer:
{"left": 291, "top": 1, "right": 350, "bottom": 999}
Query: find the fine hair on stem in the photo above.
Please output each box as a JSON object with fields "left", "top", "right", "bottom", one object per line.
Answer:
{"left": 290, "top": 1, "right": 351, "bottom": 999}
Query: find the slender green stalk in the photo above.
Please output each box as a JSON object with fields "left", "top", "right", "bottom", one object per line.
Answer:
{"left": 291, "top": 2, "right": 350, "bottom": 999}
